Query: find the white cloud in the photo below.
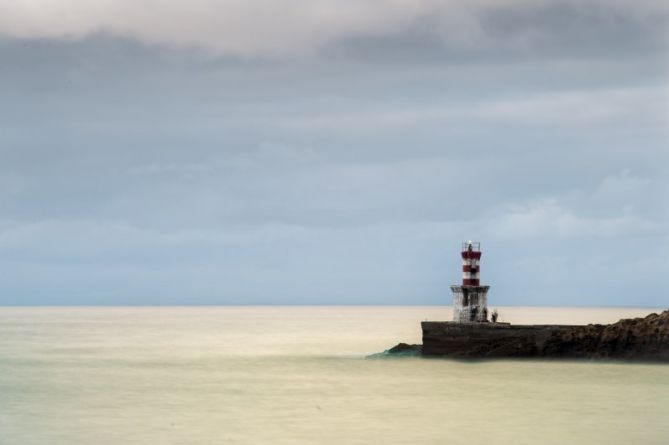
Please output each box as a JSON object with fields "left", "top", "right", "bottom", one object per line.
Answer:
{"left": 0, "top": 0, "right": 443, "bottom": 55}
{"left": 487, "top": 195, "right": 664, "bottom": 241}
{"left": 483, "top": 166, "right": 667, "bottom": 241}
{"left": 268, "top": 84, "right": 669, "bottom": 133}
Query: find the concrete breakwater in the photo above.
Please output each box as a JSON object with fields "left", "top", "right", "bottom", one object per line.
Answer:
{"left": 381, "top": 310, "right": 669, "bottom": 361}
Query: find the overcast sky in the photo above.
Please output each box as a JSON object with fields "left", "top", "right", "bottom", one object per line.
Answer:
{"left": 1, "top": 0, "right": 667, "bottom": 306}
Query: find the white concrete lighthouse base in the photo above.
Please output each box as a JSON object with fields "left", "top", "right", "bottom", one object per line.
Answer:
{"left": 451, "top": 285, "right": 490, "bottom": 323}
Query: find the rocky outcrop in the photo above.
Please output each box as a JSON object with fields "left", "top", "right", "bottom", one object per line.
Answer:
{"left": 385, "top": 310, "right": 669, "bottom": 361}
{"left": 538, "top": 311, "right": 669, "bottom": 360}
{"left": 367, "top": 342, "right": 421, "bottom": 358}
{"left": 388, "top": 343, "right": 422, "bottom": 354}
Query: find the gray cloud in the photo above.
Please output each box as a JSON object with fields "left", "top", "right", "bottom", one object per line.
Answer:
{"left": 0, "top": 1, "right": 667, "bottom": 305}
{"left": 0, "top": 0, "right": 667, "bottom": 56}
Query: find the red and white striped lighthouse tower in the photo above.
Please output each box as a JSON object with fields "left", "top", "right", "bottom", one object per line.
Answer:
{"left": 451, "top": 241, "right": 490, "bottom": 322}
{"left": 461, "top": 241, "right": 481, "bottom": 286}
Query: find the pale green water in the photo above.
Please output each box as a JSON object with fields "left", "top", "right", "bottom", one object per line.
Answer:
{"left": 0, "top": 306, "right": 668, "bottom": 445}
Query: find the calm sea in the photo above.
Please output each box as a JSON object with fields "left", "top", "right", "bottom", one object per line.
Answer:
{"left": 0, "top": 306, "right": 667, "bottom": 445}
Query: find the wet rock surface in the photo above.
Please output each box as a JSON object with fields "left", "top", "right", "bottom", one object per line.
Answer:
{"left": 385, "top": 310, "right": 669, "bottom": 361}
{"left": 388, "top": 343, "right": 422, "bottom": 354}
{"left": 367, "top": 342, "right": 422, "bottom": 358}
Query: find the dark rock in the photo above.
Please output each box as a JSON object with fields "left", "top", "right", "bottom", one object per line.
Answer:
{"left": 388, "top": 343, "right": 422, "bottom": 354}
{"left": 367, "top": 343, "right": 422, "bottom": 358}
{"left": 417, "top": 310, "right": 669, "bottom": 361}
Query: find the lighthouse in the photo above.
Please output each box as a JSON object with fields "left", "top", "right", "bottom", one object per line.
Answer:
{"left": 451, "top": 241, "right": 490, "bottom": 322}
